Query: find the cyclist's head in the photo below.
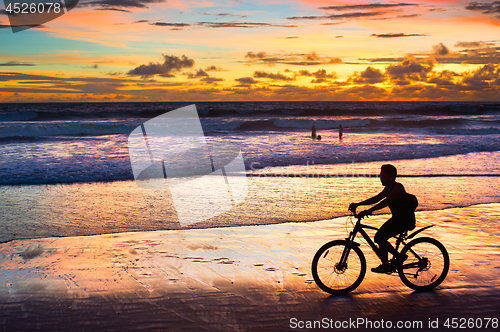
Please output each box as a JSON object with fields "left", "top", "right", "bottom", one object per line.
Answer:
{"left": 380, "top": 164, "right": 397, "bottom": 186}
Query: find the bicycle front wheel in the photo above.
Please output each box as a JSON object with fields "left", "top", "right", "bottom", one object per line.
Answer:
{"left": 398, "top": 237, "right": 449, "bottom": 291}
{"left": 311, "top": 240, "right": 366, "bottom": 294}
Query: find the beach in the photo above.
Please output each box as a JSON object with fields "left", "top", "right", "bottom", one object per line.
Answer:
{"left": 0, "top": 204, "right": 499, "bottom": 331}
{"left": 1, "top": 101, "right": 499, "bottom": 330}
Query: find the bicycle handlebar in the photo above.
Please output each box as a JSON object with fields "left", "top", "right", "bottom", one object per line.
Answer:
{"left": 351, "top": 211, "right": 372, "bottom": 222}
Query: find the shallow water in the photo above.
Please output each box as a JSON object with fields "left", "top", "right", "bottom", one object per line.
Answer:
{"left": 0, "top": 151, "right": 498, "bottom": 242}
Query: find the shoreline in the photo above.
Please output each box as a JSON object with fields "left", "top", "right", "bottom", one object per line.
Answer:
{"left": 0, "top": 201, "right": 499, "bottom": 244}
{"left": 1, "top": 171, "right": 499, "bottom": 242}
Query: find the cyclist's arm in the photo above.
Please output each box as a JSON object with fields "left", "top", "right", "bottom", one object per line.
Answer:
{"left": 355, "top": 188, "right": 388, "bottom": 206}
{"left": 367, "top": 183, "right": 404, "bottom": 213}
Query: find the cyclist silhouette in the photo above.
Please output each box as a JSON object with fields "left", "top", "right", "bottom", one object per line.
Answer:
{"left": 349, "top": 164, "right": 417, "bottom": 273}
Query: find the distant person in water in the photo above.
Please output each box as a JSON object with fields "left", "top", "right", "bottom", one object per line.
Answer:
{"left": 339, "top": 125, "right": 343, "bottom": 140}
{"left": 317, "top": 135, "right": 322, "bottom": 140}
{"left": 349, "top": 164, "right": 418, "bottom": 273}
{"left": 311, "top": 125, "right": 317, "bottom": 139}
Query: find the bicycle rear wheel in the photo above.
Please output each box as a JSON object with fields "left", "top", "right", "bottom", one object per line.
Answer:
{"left": 311, "top": 240, "right": 366, "bottom": 294}
{"left": 398, "top": 237, "right": 449, "bottom": 291}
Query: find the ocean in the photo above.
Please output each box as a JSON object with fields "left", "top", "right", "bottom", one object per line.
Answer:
{"left": 0, "top": 101, "right": 499, "bottom": 242}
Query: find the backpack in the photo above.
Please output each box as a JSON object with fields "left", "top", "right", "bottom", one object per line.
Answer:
{"left": 406, "top": 193, "right": 418, "bottom": 211}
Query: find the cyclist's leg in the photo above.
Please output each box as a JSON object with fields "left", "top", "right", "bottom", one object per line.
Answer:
{"left": 374, "top": 217, "right": 408, "bottom": 266}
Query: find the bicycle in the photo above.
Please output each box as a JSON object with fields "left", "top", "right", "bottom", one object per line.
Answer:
{"left": 311, "top": 213, "right": 449, "bottom": 294}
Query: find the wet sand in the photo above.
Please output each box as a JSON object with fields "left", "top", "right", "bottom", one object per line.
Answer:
{"left": 1, "top": 204, "right": 499, "bottom": 331}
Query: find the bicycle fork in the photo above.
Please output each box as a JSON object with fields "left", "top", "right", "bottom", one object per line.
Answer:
{"left": 337, "top": 229, "right": 360, "bottom": 270}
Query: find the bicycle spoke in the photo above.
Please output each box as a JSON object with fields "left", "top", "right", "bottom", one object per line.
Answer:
{"left": 398, "top": 237, "right": 449, "bottom": 291}
{"left": 312, "top": 241, "right": 366, "bottom": 294}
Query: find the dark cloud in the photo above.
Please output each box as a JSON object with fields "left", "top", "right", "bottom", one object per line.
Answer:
{"left": 386, "top": 55, "right": 434, "bottom": 84}
{"left": 0, "top": 72, "right": 64, "bottom": 81}
{"left": 351, "top": 67, "right": 385, "bottom": 84}
{"left": 427, "top": 70, "right": 459, "bottom": 86}
{"left": 428, "top": 8, "right": 447, "bottom": 12}
{"left": 433, "top": 43, "right": 450, "bottom": 55}
{"left": 197, "top": 22, "right": 296, "bottom": 28}
{"left": 83, "top": 64, "right": 100, "bottom": 69}
{"left": 286, "top": 58, "right": 343, "bottom": 65}
{"left": 79, "top": 0, "right": 166, "bottom": 9}
{"left": 0, "top": 61, "right": 35, "bottom": 66}
{"left": 386, "top": 55, "right": 499, "bottom": 65}
{"left": 150, "top": 22, "right": 191, "bottom": 28}
{"left": 0, "top": 87, "right": 78, "bottom": 94}
{"left": 245, "top": 51, "right": 343, "bottom": 66}
{"left": 388, "top": 63, "right": 500, "bottom": 100}
{"left": 299, "top": 69, "right": 337, "bottom": 83}
{"left": 397, "top": 14, "right": 420, "bottom": 18}
{"left": 269, "top": 84, "right": 317, "bottom": 96}
{"left": 0, "top": 71, "right": 164, "bottom": 96}
{"left": 200, "top": 77, "right": 224, "bottom": 84}
{"left": 145, "top": 20, "right": 294, "bottom": 29}
{"left": 364, "top": 43, "right": 500, "bottom": 65}
{"left": 205, "top": 65, "right": 223, "bottom": 72}
{"left": 186, "top": 69, "right": 209, "bottom": 79}
{"left": 245, "top": 52, "right": 268, "bottom": 59}
{"left": 197, "top": 12, "right": 246, "bottom": 18}
{"left": 465, "top": 2, "right": 500, "bottom": 17}
{"left": 0, "top": 24, "right": 44, "bottom": 29}
{"left": 319, "top": 3, "right": 418, "bottom": 11}
{"left": 95, "top": 7, "right": 131, "bottom": 12}
{"left": 253, "top": 71, "right": 295, "bottom": 81}
{"left": 0, "top": 72, "right": 134, "bottom": 84}
{"left": 454, "top": 41, "right": 488, "bottom": 48}
{"left": 304, "top": 52, "right": 320, "bottom": 61}
{"left": 371, "top": 33, "right": 426, "bottom": 38}
{"left": 127, "top": 54, "right": 195, "bottom": 78}
{"left": 461, "top": 64, "right": 500, "bottom": 89}
{"left": 287, "top": 12, "right": 383, "bottom": 20}
{"left": 337, "top": 12, "right": 384, "bottom": 19}
{"left": 235, "top": 77, "right": 259, "bottom": 85}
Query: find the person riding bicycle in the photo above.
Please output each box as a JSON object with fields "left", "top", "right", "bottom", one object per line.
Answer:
{"left": 349, "top": 164, "right": 417, "bottom": 274}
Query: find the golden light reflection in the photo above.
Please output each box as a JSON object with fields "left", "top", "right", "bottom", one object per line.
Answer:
{"left": 0, "top": 203, "right": 499, "bottom": 300}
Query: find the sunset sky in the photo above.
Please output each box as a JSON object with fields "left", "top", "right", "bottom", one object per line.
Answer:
{"left": 1, "top": 0, "right": 499, "bottom": 102}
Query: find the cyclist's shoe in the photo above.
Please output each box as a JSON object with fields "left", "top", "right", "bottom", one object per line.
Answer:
{"left": 385, "top": 254, "right": 408, "bottom": 273}
{"left": 371, "top": 264, "right": 392, "bottom": 274}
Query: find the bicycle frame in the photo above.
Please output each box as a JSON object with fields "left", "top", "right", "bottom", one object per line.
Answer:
{"left": 339, "top": 217, "right": 433, "bottom": 268}
{"left": 339, "top": 218, "right": 381, "bottom": 267}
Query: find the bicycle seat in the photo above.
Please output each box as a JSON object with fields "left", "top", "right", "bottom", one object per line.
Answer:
{"left": 393, "top": 231, "right": 408, "bottom": 240}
